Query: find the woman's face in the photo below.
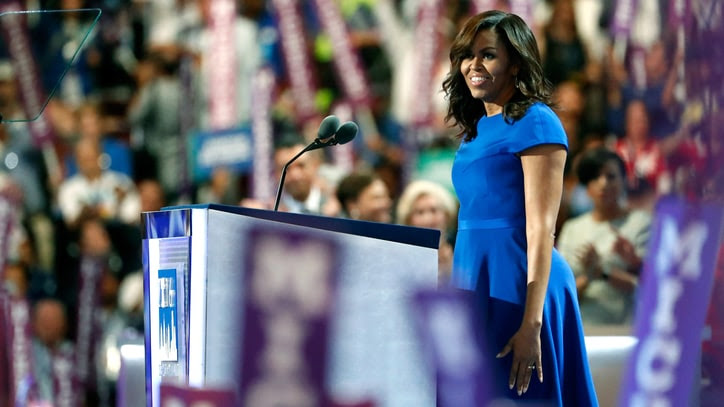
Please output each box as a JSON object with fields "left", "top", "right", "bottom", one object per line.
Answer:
{"left": 408, "top": 194, "right": 448, "bottom": 231}
{"left": 586, "top": 160, "right": 625, "bottom": 209}
{"left": 460, "top": 29, "right": 518, "bottom": 110}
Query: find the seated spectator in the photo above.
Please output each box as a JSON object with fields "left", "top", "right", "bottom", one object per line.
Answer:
{"left": 557, "top": 148, "right": 651, "bottom": 325}
{"left": 335, "top": 171, "right": 392, "bottom": 223}
{"left": 395, "top": 180, "right": 458, "bottom": 284}
{"left": 57, "top": 139, "right": 141, "bottom": 228}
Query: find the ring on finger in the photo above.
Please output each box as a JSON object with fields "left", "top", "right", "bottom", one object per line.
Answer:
{"left": 527, "top": 363, "right": 536, "bottom": 370}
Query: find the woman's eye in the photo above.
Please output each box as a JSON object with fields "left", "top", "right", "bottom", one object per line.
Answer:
{"left": 483, "top": 52, "right": 495, "bottom": 60}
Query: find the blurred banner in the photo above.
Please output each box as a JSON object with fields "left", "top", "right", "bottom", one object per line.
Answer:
{"left": 410, "top": 0, "right": 444, "bottom": 128}
{"left": 0, "top": 293, "right": 9, "bottom": 407}
{"left": 409, "top": 288, "right": 491, "bottom": 407}
{"left": 251, "top": 67, "right": 276, "bottom": 202}
{"left": 611, "top": 0, "right": 639, "bottom": 38}
{"left": 74, "top": 255, "right": 105, "bottom": 397}
{"left": 206, "top": 0, "right": 237, "bottom": 130}
{"left": 620, "top": 197, "right": 723, "bottom": 406}
{"left": 271, "top": 0, "right": 320, "bottom": 123}
{"left": 239, "top": 226, "right": 339, "bottom": 407}
{"left": 8, "top": 297, "right": 35, "bottom": 406}
{"left": 190, "top": 127, "right": 253, "bottom": 182}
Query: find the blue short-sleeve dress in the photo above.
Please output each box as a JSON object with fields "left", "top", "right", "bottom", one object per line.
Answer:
{"left": 450, "top": 102, "right": 598, "bottom": 406}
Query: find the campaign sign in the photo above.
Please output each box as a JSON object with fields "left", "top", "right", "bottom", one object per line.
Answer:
{"left": 159, "top": 383, "right": 236, "bottom": 407}
{"left": 239, "top": 226, "right": 339, "bottom": 407}
{"left": 409, "top": 288, "right": 491, "bottom": 407}
{"left": 619, "top": 197, "right": 724, "bottom": 406}
{"left": 190, "top": 128, "right": 253, "bottom": 182}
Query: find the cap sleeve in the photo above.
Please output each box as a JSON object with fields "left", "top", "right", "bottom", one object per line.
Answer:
{"left": 508, "top": 103, "right": 568, "bottom": 154}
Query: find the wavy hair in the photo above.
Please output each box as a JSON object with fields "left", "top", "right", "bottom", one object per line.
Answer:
{"left": 442, "top": 11, "right": 553, "bottom": 141}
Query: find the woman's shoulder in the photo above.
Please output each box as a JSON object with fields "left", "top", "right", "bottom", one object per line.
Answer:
{"left": 507, "top": 102, "right": 567, "bottom": 152}
{"left": 522, "top": 102, "right": 560, "bottom": 125}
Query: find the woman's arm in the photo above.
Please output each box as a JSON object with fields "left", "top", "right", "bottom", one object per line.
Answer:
{"left": 497, "top": 144, "right": 567, "bottom": 394}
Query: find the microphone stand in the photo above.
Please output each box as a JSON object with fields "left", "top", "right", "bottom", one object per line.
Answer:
{"left": 273, "top": 137, "right": 332, "bottom": 211}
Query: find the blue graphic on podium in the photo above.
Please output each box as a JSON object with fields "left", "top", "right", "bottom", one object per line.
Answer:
{"left": 158, "top": 268, "right": 179, "bottom": 361}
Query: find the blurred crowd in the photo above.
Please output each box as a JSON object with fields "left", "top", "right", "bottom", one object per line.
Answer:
{"left": 0, "top": 0, "right": 722, "bottom": 405}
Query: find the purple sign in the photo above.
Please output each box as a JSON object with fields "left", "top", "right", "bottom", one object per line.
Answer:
{"left": 668, "top": 0, "right": 691, "bottom": 30}
{"left": 409, "top": 288, "right": 491, "bottom": 407}
{"left": 619, "top": 197, "right": 724, "bottom": 406}
{"left": 52, "top": 347, "right": 78, "bottom": 407}
{"left": 207, "top": 0, "right": 238, "bottom": 130}
{"left": 270, "top": 0, "right": 320, "bottom": 122}
{"left": 0, "top": 293, "right": 10, "bottom": 407}
{"left": 239, "top": 227, "right": 339, "bottom": 407}
{"left": 251, "top": 67, "right": 276, "bottom": 202}
{"left": 74, "top": 256, "right": 105, "bottom": 391}
{"left": 611, "top": 0, "right": 639, "bottom": 37}
{"left": 160, "top": 383, "right": 236, "bottom": 406}
{"left": 8, "top": 298, "right": 35, "bottom": 406}
{"left": 410, "top": 0, "right": 444, "bottom": 128}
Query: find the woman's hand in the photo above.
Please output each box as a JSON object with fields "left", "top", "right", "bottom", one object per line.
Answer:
{"left": 496, "top": 322, "right": 543, "bottom": 395}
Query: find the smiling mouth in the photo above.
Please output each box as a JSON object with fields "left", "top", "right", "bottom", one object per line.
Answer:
{"left": 470, "top": 76, "right": 488, "bottom": 86}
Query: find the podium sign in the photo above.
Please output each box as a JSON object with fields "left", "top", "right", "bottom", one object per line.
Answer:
{"left": 143, "top": 204, "right": 439, "bottom": 407}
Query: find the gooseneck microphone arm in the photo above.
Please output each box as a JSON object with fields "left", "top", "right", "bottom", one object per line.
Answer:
{"left": 274, "top": 115, "right": 340, "bottom": 211}
{"left": 273, "top": 139, "right": 324, "bottom": 211}
{"left": 273, "top": 117, "right": 359, "bottom": 212}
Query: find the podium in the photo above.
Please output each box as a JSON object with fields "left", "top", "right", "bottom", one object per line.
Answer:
{"left": 142, "top": 204, "right": 440, "bottom": 407}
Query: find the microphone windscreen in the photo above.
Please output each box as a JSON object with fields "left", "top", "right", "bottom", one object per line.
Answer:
{"left": 317, "top": 115, "right": 340, "bottom": 139}
{"left": 335, "top": 121, "right": 358, "bottom": 145}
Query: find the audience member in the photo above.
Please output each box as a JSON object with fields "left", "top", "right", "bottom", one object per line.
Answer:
{"left": 335, "top": 171, "right": 392, "bottom": 223}
{"left": 56, "top": 139, "right": 140, "bottom": 228}
{"left": 272, "top": 136, "right": 331, "bottom": 215}
{"left": 557, "top": 148, "right": 651, "bottom": 325}
{"left": 64, "top": 101, "right": 133, "bottom": 177}
{"left": 31, "top": 298, "right": 73, "bottom": 404}
{"left": 395, "top": 179, "right": 457, "bottom": 284}
{"left": 613, "top": 99, "right": 671, "bottom": 207}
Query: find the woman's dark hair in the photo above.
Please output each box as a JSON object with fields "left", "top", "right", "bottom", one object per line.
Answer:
{"left": 575, "top": 147, "right": 627, "bottom": 186}
{"left": 442, "top": 10, "right": 553, "bottom": 141}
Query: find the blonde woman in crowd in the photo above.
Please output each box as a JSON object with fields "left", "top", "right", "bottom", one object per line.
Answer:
{"left": 395, "top": 180, "right": 457, "bottom": 285}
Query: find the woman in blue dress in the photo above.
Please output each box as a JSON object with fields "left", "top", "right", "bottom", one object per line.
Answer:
{"left": 441, "top": 11, "right": 598, "bottom": 405}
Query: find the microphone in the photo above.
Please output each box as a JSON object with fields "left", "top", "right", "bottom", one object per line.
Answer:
{"left": 273, "top": 116, "right": 358, "bottom": 211}
{"left": 332, "top": 121, "right": 358, "bottom": 145}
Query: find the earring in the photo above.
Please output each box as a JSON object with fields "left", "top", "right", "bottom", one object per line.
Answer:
{"left": 515, "top": 76, "right": 520, "bottom": 89}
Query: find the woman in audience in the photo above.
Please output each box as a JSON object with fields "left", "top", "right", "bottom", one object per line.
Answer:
{"left": 557, "top": 147, "right": 651, "bottom": 325}
{"left": 395, "top": 180, "right": 457, "bottom": 285}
